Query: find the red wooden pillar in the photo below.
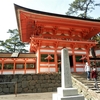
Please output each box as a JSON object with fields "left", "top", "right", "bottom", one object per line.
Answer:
{"left": 13, "top": 58, "right": 16, "bottom": 74}
{"left": 36, "top": 47, "right": 40, "bottom": 73}
{"left": 1, "top": 58, "right": 4, "bottom": 74}
{"left": 24, "top": 58, "right": 27, "bottom": 74}
{"left": 30, "top": 38, "right": 32, "bottom": 53}
{"left": 86, "top": 48, "right": 90, "bottom": 65}
{"left": 71, "top": 45, "right": 76, "bottom": 72}
{"left": 84, "top": 45, "right": 91, "bottom": 65}
{"left": 47, "top": 56, "right": 50, "bottom": 73}
{"left": 54, "top": 46, "right": 58, "bottom": 72}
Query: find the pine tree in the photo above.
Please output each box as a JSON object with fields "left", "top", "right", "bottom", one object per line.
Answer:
{"left": 0, "top": 29, "right": 28, "bottom": 53}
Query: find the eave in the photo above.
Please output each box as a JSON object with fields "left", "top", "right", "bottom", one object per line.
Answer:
{"left": 14, "top": 4, "right": 100, "bottom": 42}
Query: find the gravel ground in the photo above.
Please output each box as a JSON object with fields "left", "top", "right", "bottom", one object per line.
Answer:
{"left": 0, "top": 92, "right": 87, "bottom": 100}
{"left": 0, "top": 92, "right": 54, "bottom": 100}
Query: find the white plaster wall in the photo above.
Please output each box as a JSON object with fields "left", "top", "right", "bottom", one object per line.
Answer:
{"left": 2, "top": 70, "right": 36, "bottom": 74}
{"left": 74, "top": 51, "right": 86, "bottom": 54}
{"left": 95, "top": 50, "right": 100, "bottom": 56}
{"left": 57, "top": 50, "right": 72, "bottom": 54}
{"left": 76, "top": 68, "right": 84, "bottom": 72}
{"left": 40, "top": 50, "right": 55, "bottom": 52}
{"left": 3, "top": 71, "right": 13, "bottom": 74}
{"left": 97, "top": 67, "right": 100, "bottom": 71}
{"left": 26, "top": 70, "right": 36, "bottom": 74}
{"left": 40, "top": 64, "right": 55, "bottom": 66}
{"left": 40, "top": 68, "right": 55, "bottom": 72}
{"left": 76, "top": 63, "right": 85, "bottom": 66}
{"left": 15, "top": 70, "right": 24, "bottom": 74}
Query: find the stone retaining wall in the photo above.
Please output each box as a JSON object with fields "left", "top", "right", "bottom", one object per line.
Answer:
{"left": 0, "top": 73, "right": 99, "bottom": 100}
{"left": 0, "top": 73, "right": 61, "bottom": 95}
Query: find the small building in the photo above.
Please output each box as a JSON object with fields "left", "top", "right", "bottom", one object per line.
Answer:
{"left": 0, "top": 53, "right": 36, "bottom": 74}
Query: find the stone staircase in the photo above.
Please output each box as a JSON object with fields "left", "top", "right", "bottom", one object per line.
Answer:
{"left": 71, "top": 72, "right": 100, "bottom": 100}
{"left": 72, "top": 72, "right": 100, "bottom": 93}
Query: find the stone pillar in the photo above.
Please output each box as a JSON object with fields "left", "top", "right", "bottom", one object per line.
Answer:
{"left": 52, "top": 48, "right": 84, "bottom": 100}
{"left": 61, "top": 48, "right": 72, "bottom": 88}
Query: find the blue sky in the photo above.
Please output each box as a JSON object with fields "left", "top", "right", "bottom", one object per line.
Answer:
{"left": 0, "top": 0, "right": 100, "bottom": 41}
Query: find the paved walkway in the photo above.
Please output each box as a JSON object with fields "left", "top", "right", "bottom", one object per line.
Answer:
{"left": 0, "top": 92, "right": 54, "bottom": 100}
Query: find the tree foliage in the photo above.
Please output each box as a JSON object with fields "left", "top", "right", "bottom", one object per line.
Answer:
{"left": 92, "top": 33, "right": 100, "bottom": 44}
{"left": 66, "top": 0, "right": 100, "bottom": 43}
{"left": 66, "top": 0, "right": 100, "bottom": 18}
{"left": 0, "top": 29, "right": 29, "bottom": 53}
{"left": 66, "top": 0, "right": 100, "bottom": 58}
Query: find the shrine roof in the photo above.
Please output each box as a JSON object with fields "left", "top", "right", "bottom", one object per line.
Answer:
{"left": 14, "top": 4, "right": 100, "bottom": 42}
{"left": 14, "top": 4, "right": 100, "bottom": 22}
{"left": 0, "top": 53, "right": 36, "bottom": 58}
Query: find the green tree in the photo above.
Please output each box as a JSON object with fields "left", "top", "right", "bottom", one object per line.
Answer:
{"left": 66, "top": 0, "right": 100, "bottom": 18}
{"left": 97, "top": 17, "right": 100, "bottom": 20}
{"left": 0, "top": 29, "right": 29, "bottom": 53}
{"left": 66, "top": 0, "right": 100, "bottom": 58}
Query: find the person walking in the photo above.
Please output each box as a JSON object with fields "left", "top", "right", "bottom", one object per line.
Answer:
{"left": 84, "top": 62, "right": 91, "bottom": 80}
{"left": 91, "top": 66, "right": 99, "bottom": 89}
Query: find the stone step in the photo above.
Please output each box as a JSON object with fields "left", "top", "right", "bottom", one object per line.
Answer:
{"left": 72, "top": 72, "right": 100, "bottom": 94}
{"left": 95, "top": 90, "right": 100, "bottom": 93}
{"left": 91, "top": 88, "right": 98, "bottom": 90}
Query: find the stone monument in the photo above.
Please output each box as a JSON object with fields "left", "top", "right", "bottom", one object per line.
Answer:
{"left": 52, "top": 48, "right": 84, "bottom": 100}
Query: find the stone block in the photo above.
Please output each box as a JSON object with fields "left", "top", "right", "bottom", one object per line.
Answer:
{"left": 57, "top": 87, "right": 78, "bottom": 96}
{"left": 53, "top": 93, "right": 84, "bottom": 100}
{"left": 3, "top": 88, "right": 9, "bottom": 93}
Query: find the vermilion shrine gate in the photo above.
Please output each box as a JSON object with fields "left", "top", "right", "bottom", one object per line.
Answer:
{"left": 0, "top": 4, "right": 100, "bottom": 74}
{"left": 14, "top": 4, "right": 100, "bottom": 73}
